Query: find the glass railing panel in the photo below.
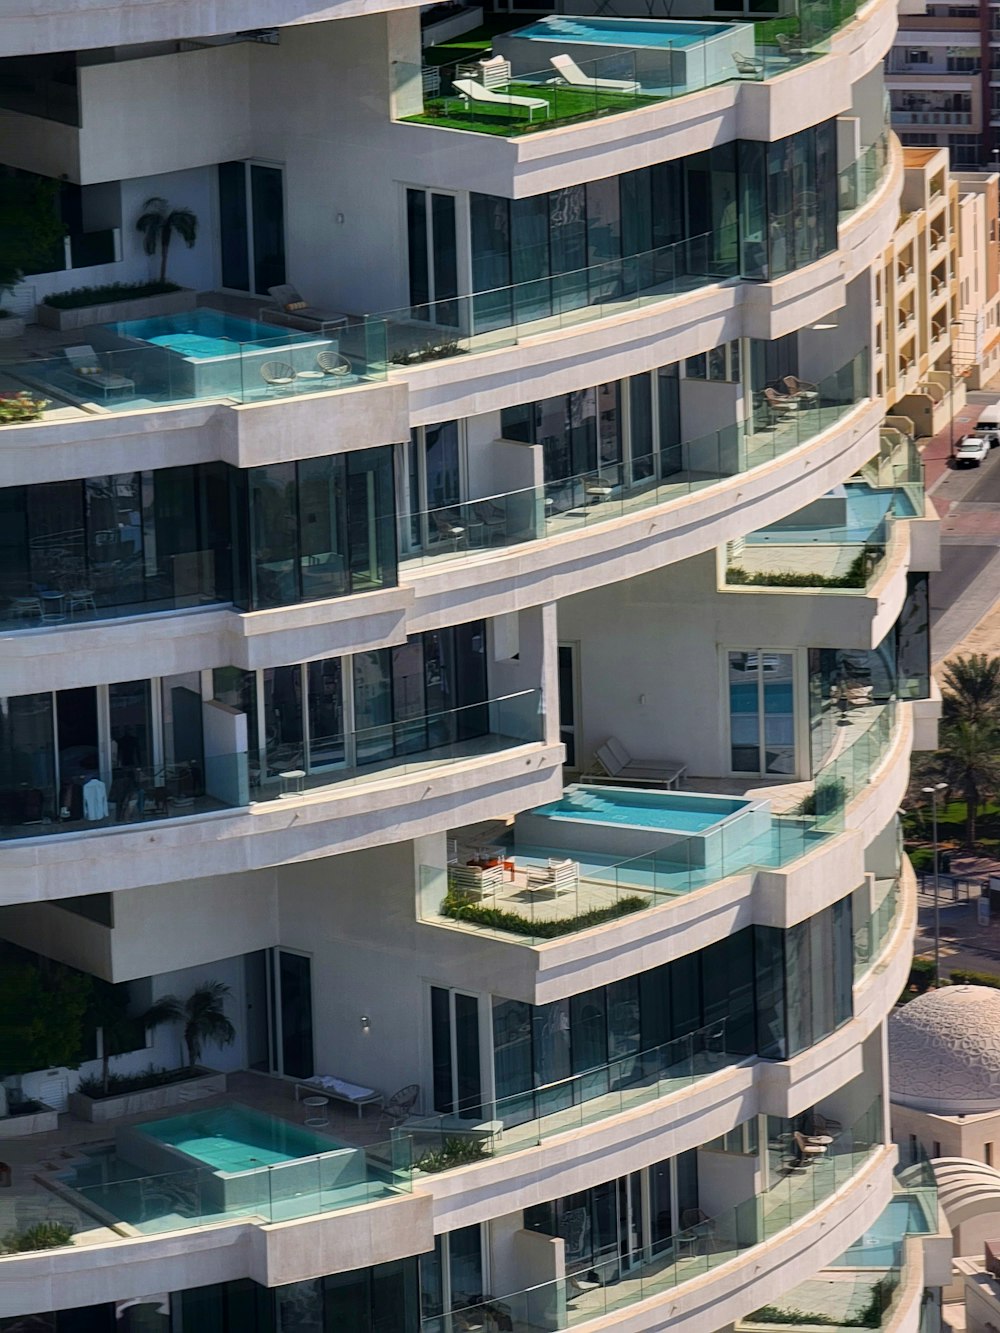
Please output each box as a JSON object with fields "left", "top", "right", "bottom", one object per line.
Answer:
{"left": 2, "top": 323, "right": 385, "bottom": 419}
{"left": 414, "top": 1098, "right": 884, "bottom": 1332}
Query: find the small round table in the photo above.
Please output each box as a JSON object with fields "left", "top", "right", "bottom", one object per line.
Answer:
{"left": 302, "top": 1095, "right": 329, "bottom": 1127}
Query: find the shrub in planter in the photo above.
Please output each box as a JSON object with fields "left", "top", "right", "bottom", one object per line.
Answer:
{"left": 416, "top": 1136, "right": 491, "bottom": 1173}
{"left": 2, "top": 1221, "right": 74, "bottom": 1253}
{"left": 441, "top": 891, "right": 649, "bottom": 939}
{"left": 76, "top": 1064, "right": 195, "bottom": 1100}
{"left": 0, "top": 391, "right": 48, "bottom": 423}
{"left": 950, "top": 967, "right": 1000, "bottom": 989}
{"left": 43, "top": 281, "right": 181, "bottom": 311}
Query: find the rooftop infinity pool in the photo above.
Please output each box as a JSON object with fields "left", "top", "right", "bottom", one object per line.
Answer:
{"left": 508, "top": 15, "right": 734, "bottom": 48}
{"left": 111, "top": 309, "right": 319, "bottom": 360}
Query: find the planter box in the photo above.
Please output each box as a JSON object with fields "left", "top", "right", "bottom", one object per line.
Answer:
{"left": 68, "top": 1068, "right": 225, "bottom": 1123}
{"left": 36, "top": 287, "right": 197, "bottom": 332}
{"left": 0, "top": 1103, "right": 58, "bottom": 1138}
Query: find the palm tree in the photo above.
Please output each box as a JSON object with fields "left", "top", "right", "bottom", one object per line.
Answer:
{"left": 135, "top": 196, "right": 198, "bottom": 285}
{"left": 89, "top": 982, "right": 176, "bottom": 1096}
{"left": 152, "top": 981, "right": 237, "bottom": 1072}
{"left": 941, "top": 653, "right": 1000, "bottom": 727}
{"left": 924, "top": 720, "right": 1000, "bottom": 847}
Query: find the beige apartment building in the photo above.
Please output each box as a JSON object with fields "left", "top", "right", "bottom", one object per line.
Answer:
{"left": 876, "top": 146, "right": 1000, "bottom": 437}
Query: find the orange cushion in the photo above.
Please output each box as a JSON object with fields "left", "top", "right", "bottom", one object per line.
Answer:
{"left": 286, "top": 300, "right": 307, "bottom": 311}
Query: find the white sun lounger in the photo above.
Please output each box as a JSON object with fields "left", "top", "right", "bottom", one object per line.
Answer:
{"left": 452, "top": 78, "right": 550, "bottom": 123}
{"left": 294, "top": 1075, "right": 384, "bottom": 1119}
{"left": 549, "top": 53, "right": 640, "bottom": 94}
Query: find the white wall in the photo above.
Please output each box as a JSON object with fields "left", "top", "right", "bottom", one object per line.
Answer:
{"left": 18, "top": 165, "right": 217, "bottom": 306}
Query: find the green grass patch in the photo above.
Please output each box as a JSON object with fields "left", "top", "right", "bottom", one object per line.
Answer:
{"left": 421, "top": 18, "right": 525, "bottom": 67}
{"left": 442, "top": 891, "right": 650, "bottom": 939}
{"left": 405, "top": 83, "right": 661, "bottom": 135}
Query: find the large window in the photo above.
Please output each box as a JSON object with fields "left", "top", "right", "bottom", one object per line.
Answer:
{"left": 500, "top": 363, "right": 679, "bottom": 487}
{"left": 241, "top": 447, "right": 397, "bottom": 610}
{"left": 463, "top": 123, "right": 838, "bottom": 333}
{"left": 0, "top": 465, "right": 232, "bottom": 620}
{"left": 210, "top": 621, "right": 488, "bottom": 787}
{"left": 493, "top": 913, "right": 854, "bottom": 1114}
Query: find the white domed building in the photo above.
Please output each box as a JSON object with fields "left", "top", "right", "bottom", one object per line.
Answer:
{"left": 890, "top": 985, "right": 1000, "bottom": 1161}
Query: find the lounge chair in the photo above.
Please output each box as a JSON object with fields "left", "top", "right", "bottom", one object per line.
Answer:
{"left": 452, "top": 78, "right": 550, "bottom": 124}
{"left": 783, "top": 374, "right": 818, "bottom": 399}
{"left": 63, "top": 345, "right": 135, "bottom": 397}
{"left": 264, "top": 284, "right": 348, "bottom": 332}
{"left": 732, "top": 52, "right": 763, "bottom": 77}
{"left": 549, "top": 52, "right": 640, "bottom": 94}
{"left": 587, "top": 737, "right": 687, "bottom": 789}
{"left": 294, "top": 1075, "right": 383, "bottom": 1119}
{"left": 776, "top": 32, "right": 809, "bottom": 55}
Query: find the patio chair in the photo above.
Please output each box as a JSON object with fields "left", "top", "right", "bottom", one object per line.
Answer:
{"left": 763, "top": 387, "right": 799, "bottom": 419}
{"left": 432, "top": 510, "right": 467, "bottom": 551}
{"left": 783, "top": 375, "right": 818, "bottom": 398}
{"left": 377, "top": 1083, "right": 420, "bottom": 1131}
{"left": 549, "top": 52, "right": 640, "bottom": 94}
{"left": 316, "top": 349, "right": 353, "bottom": 377}
{"left": 472, "top": 499, "right": 508, "bottom": 545}
{"left": 732, "top": 52, "right": 764, "bottom": 77}
{"left": 525, "top": 857, "right": 578, "bottom": 897}
{"left": 265, "top": 284, "right": 348, "bottom": 331}
{"left": 808, "top": 1110, "right": 843, "bottom": 1135}
{"left": 448, "top": 862, "right": 504, "bottom": 902}
{"left": 588, "top": 737, "right": 687, "bottom": 789}
{"left": 680, "top": 1208, "right": 718, "bottom": 1252}
{"left": 260, "top": 361, "right": 298, "bottom": 394}
{"left": 790, "top": 1130, "right": 828, "bottom": 1169}
{"left": 452, "top": 79, "right": 550, "bottom": 124}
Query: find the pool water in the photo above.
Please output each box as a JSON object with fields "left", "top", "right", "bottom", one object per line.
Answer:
{"left": 111, "top": 309, "right": 314, "bottom": 359}
{"left": 748, "top": 482, "right": 918, "bottom": 546}
{"left": 512, "top": 15, "right": 732, "bottom": 47}
{"left": 535, "top": 788, "right": 751, "bottom": 833}
{"left": 137, "top": 1105, "right": 340, "bottom": 1171}
{"left": 830, "top": 1196, "right": 932, "bottom": 1268}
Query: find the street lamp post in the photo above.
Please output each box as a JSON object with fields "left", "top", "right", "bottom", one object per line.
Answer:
{"left": 923, "top": 782, "right": 949, "bottom": 984}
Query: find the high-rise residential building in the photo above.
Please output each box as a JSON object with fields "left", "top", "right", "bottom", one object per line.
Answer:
{"left": 0, "top": 0, "right": 945, "bottom": 1329}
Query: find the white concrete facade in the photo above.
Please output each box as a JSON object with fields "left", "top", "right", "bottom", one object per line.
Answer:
{"left": 0, "top": 0, "right": 939, "bottom": 1326}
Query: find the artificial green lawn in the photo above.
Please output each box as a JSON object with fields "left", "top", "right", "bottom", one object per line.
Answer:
{"left": 403, "top": 82, "right": 661, "bottom": 136}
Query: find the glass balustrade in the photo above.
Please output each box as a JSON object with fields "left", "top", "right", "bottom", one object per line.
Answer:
{"left": 419, "top": 1098, "right": 884, "bottom": 1332}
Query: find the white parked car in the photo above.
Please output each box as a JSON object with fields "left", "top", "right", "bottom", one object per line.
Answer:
{"left": 956, "top": 435, "right": 991, "bottom": 467}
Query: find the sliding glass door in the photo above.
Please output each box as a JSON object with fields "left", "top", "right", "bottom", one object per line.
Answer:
{"left": 728, "top": 650, "right": 797, "bottom": 777}
{"left": 218, "top": 160, "right": 286, "bottom": 296}
{"left": 431, "top": 986, "right": 484, "bottom": 1119}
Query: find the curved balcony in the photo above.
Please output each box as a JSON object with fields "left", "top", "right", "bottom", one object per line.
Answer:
{"left": 403, "top": 385, "right": 882, "bottom": 634}
{"left": 393, "top": 0, "right": 896, "bottom": 196}
{"left": 0, "top": 694, "right": 563, "bottom": 906}
{"left": 1, "top": 1136, "right": 433, "bottom": 1318}
{"left": 418, "top": 1102, "right": 893, "bottom": 1333}
{"left": 415, "top": 698, "right": 907, "bottom": 1001}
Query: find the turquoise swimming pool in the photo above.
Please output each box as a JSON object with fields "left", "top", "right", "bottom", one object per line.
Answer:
{"left": 509, "top": 15, "right": 732, "bottom": 48}
{"left": 535, "top": 787, "right": 751, "bottom": 833}
{"left": 136, "top": 1104, "right": 338, "bottom": 1171}
{"left": 112, "top": 309, "right": 316, "bottom": 360}
{"left": 830, "top": 1195, "right": 932, "bottom": 1268}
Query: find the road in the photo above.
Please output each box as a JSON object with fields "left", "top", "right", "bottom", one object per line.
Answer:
{"left": 931, "top": 390, "right": 1000, "bottom": 661}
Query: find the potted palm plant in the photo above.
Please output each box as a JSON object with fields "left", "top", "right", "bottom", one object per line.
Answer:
{"left": 68, "top": 981, "right": 234, "bottom": 1123}
{"left": 134, "top": 196, "right": 199, "bottom": 285}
